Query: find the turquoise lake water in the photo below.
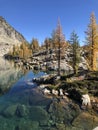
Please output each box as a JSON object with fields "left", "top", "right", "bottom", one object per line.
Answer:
{"left": 0, "top": 59, "right": 97, "bottom": 130}
{"left": 0, "top": 59, "right": 52, "bottom": 130}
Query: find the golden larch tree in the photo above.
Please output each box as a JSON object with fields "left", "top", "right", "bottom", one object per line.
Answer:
{"left": 85, "top": 12, "right": 98, "bottom": 71}
{"left": 52, "top": 18, "right": 66, "bottom": 76}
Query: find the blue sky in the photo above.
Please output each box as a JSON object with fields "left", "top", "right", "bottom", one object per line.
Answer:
{"left": 0, "top": 0, "right": 98, "bottom": 45}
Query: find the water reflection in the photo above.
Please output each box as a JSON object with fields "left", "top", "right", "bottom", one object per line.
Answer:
{"left": 0, "top": 57, "right": 24, "bottom": 94}
{"left": 0, "top": 59, "right": 52, "bottom": 130}
{"left": 0, "top": 58, "right": 97, "bottom": 130}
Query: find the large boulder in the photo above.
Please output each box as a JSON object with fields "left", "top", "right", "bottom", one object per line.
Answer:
{"left": 2, "top": 104, "right": 18, "bottom": 117}
{"left": 29, "top": 106, "right": 49, "bottom": 121}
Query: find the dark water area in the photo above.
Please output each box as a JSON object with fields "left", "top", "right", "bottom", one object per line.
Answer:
{"left": 0, "top": 58, "right": 98, "bottom": 130}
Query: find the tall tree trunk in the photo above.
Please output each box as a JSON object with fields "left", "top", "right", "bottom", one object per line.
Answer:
{"left": 58, "top": 40, "right": 61, "bottom": 76}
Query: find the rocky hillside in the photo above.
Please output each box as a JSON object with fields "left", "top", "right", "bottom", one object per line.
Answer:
{"left": 27, "top": 46, "right": 88, "bottom": 72}
{"left": 0, "top": 16, "right": 27, "bottom": 56}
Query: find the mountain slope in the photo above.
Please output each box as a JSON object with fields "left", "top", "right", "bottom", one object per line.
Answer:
{"left": 0, "top": 16, "right": 27, "bottom": 56}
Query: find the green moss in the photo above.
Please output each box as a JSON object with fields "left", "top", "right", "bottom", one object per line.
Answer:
{"left": 72, "top": 112, "right": 98, "bottom": 130}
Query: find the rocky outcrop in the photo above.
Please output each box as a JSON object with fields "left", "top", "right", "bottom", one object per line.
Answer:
{"left": 0, "top": 16, "right": 27, "bottom": 56}
{"left": 29, "top": 46, "right": 88, "bottom": 73}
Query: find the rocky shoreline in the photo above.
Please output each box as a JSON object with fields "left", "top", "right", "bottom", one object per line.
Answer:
{"left": 0, "top": 57, "right": 98, "bottom": 130}
{"left": 31, "top": 72, "right": 98, "bottom": 130}
{"left": 0, "top": 68, "right": 98, "bottom": 130}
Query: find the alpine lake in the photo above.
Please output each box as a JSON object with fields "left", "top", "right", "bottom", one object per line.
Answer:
{"left": 0, "top": 58, "right": 98, "bottom": 130}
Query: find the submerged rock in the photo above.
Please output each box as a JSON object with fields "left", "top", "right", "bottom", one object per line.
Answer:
{"left": 16, "top": 104, "right": 29, "bottom": 117}
{"left": 0, "top": 116, "right": 15, "bottom": 130}
{"left": 2, "top": 104, "right": 18, "bottom": 117}
{"left": 17, "top": 119, "right": 39, "bottom": 130}
{"left": 29, "top": 106, "right": 49, "bottom": 121}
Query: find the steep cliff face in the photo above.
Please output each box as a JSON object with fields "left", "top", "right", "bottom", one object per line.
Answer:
{"left": 0, "top": 16, "right": 27, "bottom": 56}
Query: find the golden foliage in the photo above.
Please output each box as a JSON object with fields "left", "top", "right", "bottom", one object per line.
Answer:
{"left": 10, "top": 42, "right": 32, "bottom": 59}
{"left": 85, "top": 12, "right": 98, "bottom": 71}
